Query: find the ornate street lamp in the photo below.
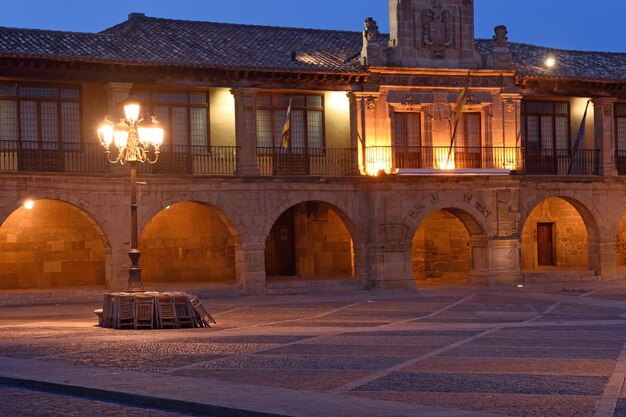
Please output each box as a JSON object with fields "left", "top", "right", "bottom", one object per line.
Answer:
{"left": 98, "top": 102, "right": 164, "bottom": 292}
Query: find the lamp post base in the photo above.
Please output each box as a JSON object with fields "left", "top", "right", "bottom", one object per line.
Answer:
{"left": 127, "top": 249, "right": 144, "bottom": 293}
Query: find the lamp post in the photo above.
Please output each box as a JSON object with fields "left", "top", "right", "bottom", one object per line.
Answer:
{"left": 98, "top": 102, "right": 164, "bottom": 292}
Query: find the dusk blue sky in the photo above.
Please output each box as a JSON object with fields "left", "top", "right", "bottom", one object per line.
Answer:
{"left": 1, "top": 1, "right": 624, "bottom": 53}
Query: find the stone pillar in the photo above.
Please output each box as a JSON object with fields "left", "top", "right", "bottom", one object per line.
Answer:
{"left": 469, "top": 237, "right": 489, "bottom": 284}
{"left": 598, "top": 238, "right": 618, "bottom": 281}
{"left": 104, "top": 83, "right": 133, "bottom": 120}
{"left": 486, "top": 238, "right": 523, "bottom": 285}
{"left": 236, "top": 243, "right": 267, "bottom": 295}
{"left": 107, "top": 247, "right": 131, "bottom": 291}
{"left": 371, "top": 247, "right": 416, "bottom": 290}
{"left": 231, "top": 88, "right": 260, "bottom": 176}
{"left": 592, "top": 98, "right": 618, "bottom": 177}
{"left": 347, "top": 93, "right": 361, "bottom": 175}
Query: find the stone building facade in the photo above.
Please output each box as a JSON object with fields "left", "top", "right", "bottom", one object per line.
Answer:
{"left": 2, "top": 0, "right": 626, "bottom": 302}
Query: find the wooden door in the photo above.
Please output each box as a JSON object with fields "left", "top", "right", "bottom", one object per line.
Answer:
{"left": 265, "top": 209, "right": 296, "bottom": 276}
{"left": 537, "top": 223, "right": 555, "bottom": 266}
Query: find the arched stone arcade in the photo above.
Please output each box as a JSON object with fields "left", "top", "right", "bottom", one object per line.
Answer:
{"left": 264, "top": 201, "right": 357, "bottom": 282}
{"left": 411, "top": 207, "right": 488, "bottom": 285}
{"left": 521, "top": 196, "right": 599, "bottom": 278}
{"left": 138, "top": 201, "right": 242, "bottom": 286}
{"left": 0, "top": 199, "right": 109, "bottom": 290}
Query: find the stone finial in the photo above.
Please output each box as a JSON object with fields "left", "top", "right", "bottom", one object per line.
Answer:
{"left": 360, "top": 17, "right": 386, "bottom": 66}
{"left": 492, "top": 25, "right": 509, "bottom": 49}
{"left": 364, "top": 17, "right": 381, "bottom": 43}
{"left": 485, "top": 25, "right": 513, "bottom": 69}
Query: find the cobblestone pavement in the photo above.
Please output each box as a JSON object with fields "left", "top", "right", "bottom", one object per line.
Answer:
{"left": 2, "top": 282, "right": 626, "bottom": 417}
{"left": 0, "top": 384, "right": 206, "bottom": 417}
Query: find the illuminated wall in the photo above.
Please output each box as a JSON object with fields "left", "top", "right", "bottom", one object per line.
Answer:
{"left": 570, "top": 97, "right": 595, "bottom": 150}
{"left": 139, "top": 202, "right": 237, "bottom": 283}
{"left": 521, "top": 198, "right": 588, "bottom": 270}
{"left": 266, "top": 202, "right": 354, "bottom": 279}
{"left": 412, "top": 210, "right": 471, "bottom": 281}
{"left": 0, "top": 200, "right": 106, "bottom": 289}
{"left": 616, "top": 215, "right": 626, "bottom": 266}
{"left": 324, "top": 92, "right": 351, "bottom": 148}
{"left": 209, "top": 87, "right": 236, "bottom": 146}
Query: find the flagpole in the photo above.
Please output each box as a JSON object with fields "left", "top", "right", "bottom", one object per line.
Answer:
{"left": 446, "top": 73, "right": 471, "bottom": 168}
{"left": 567, "top": 100, "right": 592, "bottom": 175}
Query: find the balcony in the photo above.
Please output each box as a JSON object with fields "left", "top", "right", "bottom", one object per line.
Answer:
{"left": 257, "top": 147, "right": 356, "bottom": 176}
{"left": 524, "top": 148, "right": 599, "bottom": 176}
{"left": 365, "top": 146, "right": 523, "bottom": 173}
{"left": 364, "top": 146, "right": 600, "bottom": 176}
{"left": 0, "top": 141, "right": 238, "bottom": 176}
{"left": 616, "top": 150, "right": 626, "bottom": 175}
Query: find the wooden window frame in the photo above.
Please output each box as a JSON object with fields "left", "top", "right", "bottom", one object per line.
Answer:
{"left": 130, "top": 88, "right": 211, "bottom": 151}
{"left": 255, "top": 93, "right": 326, "bottom": 155}
{"left": 522, "top": 100, "right": 571, "bottom": 151}
{"left": 0, "top": 81, "right": 82, "bottom": 151}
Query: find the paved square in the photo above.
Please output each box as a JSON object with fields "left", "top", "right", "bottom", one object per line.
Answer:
{"left": 2, "top": 282, "right": 626, "bottom": 417}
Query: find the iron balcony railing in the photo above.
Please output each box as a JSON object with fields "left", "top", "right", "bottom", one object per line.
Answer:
{"left": 616, "top": 150, "right": 626, "bottom": 175}
{"left": 257, "top": 147, "right": 357, "bottom": 176}
{"left": 364, "top": 146, "right": 600, "bottom": 176}
{"left": 523, "top": 148, "right": 599, "bottom": 176}
{"left": 138, "top": 145, "right": 238, "bottom": 175}
{"left": 0, "top": 140, "right": 600, "bottom": 177}
{"left": 365, "top": 146, "right": 524, "bottom": 172}
{"left": 0, "top": 141, "right": 238, "bottom": 175}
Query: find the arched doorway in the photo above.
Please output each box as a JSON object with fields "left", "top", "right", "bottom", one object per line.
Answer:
{"left": 521, "top": 197, "right": 592, "bottom": 274}
{"left": 139, "top": 202, "right": 239, "bottom": 284}
{"left": 0, "top": 199, "right": 107, "bottom": 289}
{"left": 412, "top": 209, "right": 477, "bottom": 285}
{"left": 265, "top": 201, "right": 355, "bottom": 281}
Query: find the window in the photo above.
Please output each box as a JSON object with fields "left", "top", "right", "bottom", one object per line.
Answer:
{"left": 615, "top": 104, "right": 626, "bottom": 151}
{"left": 522, "top": 101, "right": 570, "bottom": 153}
{"left": 392, "top": 112, "right": 421, "bottom": 148}
{"left": 0, "top": 82, "right": 81, "bottom": 150}
{"left": 130, "top": 89, "right": 210, "bottom": 152}
{"left": 456, "top": 112, "right": 482, "bottom": 169}
{"left": 256, "top": 94, "right": 324, "bottom": 154}
{"left": 392, "top": 112, "right": 422, "bottom": 169}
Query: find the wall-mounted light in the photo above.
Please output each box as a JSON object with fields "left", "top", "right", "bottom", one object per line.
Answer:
{"left": 24, "top": 200, "right": 34, "bottom": 210}
{"left": 545, "top": 56, "right": 556, "bottom": 68}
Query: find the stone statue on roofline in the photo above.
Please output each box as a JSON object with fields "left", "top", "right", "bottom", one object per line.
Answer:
{"left": 360, "top": 17, "right": 387, "bottom": 66}
{"left": 485, "top": 25, "right": 513, "bottom": 69}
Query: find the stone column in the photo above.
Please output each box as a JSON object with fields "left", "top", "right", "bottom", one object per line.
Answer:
{"left": 231, "top": 88, "right": 260, "bottom": 176}
{"left": 104, "top": 83, "right": 133, "bottom": 120}
{"left": 235, "top": 243, "right": 267, "bottom": 295}
{"left": 468, "top": 237, "right": 489, "bottom": 284}
{"left": 486, "top": 238, "right": 523, "bottom": 285}
{"left": 598, "top": 238, "right": 618, "bottom": 281}
{"left": 592, "top": 98, "right": 618, "bottom": 176}
{"left": 106, "top": 247, "right": 131, "bottom": 291}
{"left": 347, "top": 93, "right": 362, "bottom": 175}
{"left": 371, "top": 247, "right": 416, "bottom": 290}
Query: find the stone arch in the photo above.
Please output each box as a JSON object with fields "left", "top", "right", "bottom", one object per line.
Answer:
{"left": 0, "top": 199, "right": 110, "bottom": 290}
{"left": 138, "top": 200, "right": 243, "bottom": 286}
{"left": 1, "top": 192, "right": 113, "bottom": 251}
{"left": 520, "top": 196, "right": 600, "bottom": 275}
{"left": 410, "top": 205, "right": 488, "bottom": 285}
{"left": 264, "top": 200, "right": 360, "bottom": 282}
{"left": 140, "top": 195, "right": 245, "bottom": 245}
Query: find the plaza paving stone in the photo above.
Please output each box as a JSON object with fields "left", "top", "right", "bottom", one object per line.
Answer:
{"left": 0, "top": 385, "right": 203, "bottom": 417}
{"left": 350, "top": 392, "right": 599, "bottom": 417}
{"left": 2, "top": 284, "right": 626, "bottom": 417}
{"left": 353, "top": 371, "right": 608, "bottom": 395}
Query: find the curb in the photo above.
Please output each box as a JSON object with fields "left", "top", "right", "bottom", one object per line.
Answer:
{"left": 0, "top": 376, "right": 293, "bottom": 417}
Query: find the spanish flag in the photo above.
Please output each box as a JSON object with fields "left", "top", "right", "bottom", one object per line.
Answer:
{"left": 281, "top": 98, "right": 292, "bottom": 149}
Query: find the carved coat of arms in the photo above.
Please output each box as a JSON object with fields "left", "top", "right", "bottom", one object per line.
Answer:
{"left": 422, "top": 1, "right": 451, "bottom": 59}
